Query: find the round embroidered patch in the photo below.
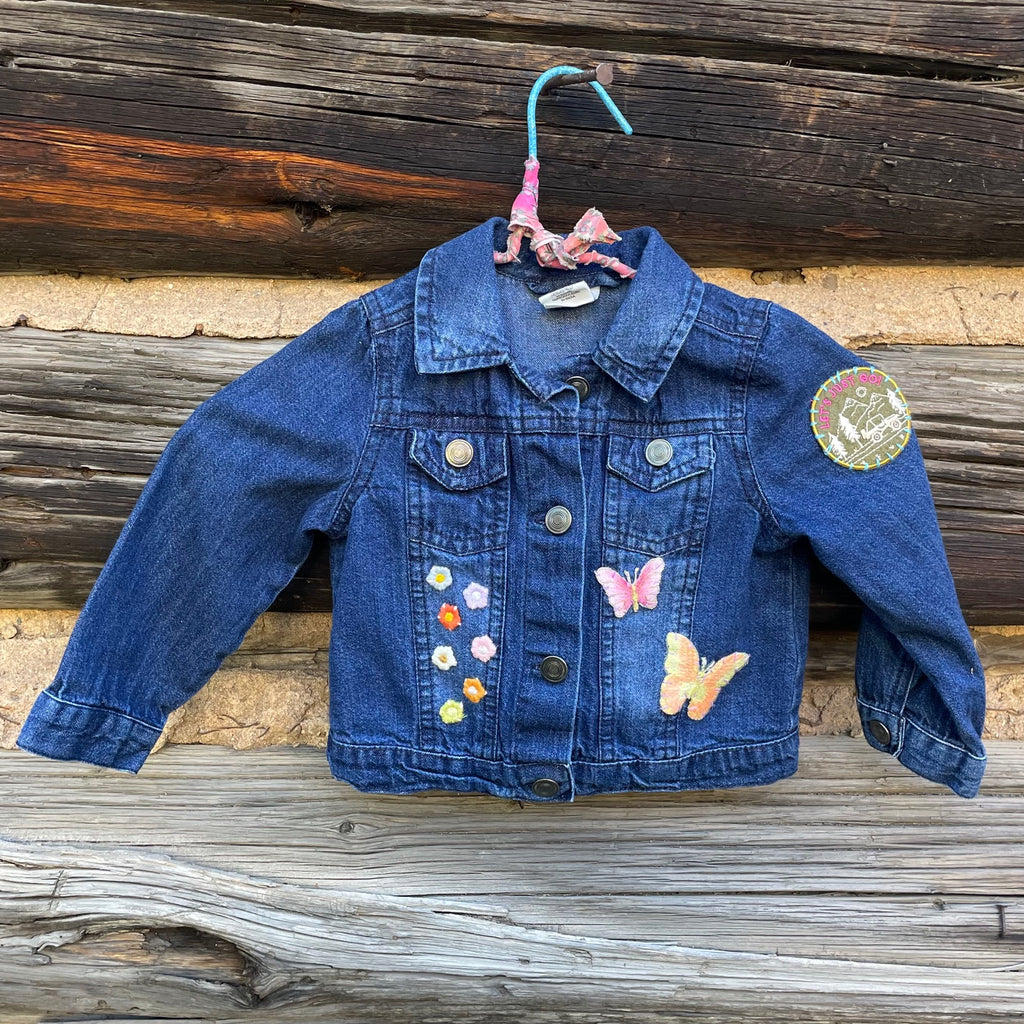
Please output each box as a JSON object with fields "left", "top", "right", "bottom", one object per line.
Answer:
{"left": 810, "top": 366, "right": 910, "bottom": 470}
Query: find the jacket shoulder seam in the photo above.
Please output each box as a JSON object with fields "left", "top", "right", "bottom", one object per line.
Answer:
{"left": 693, "top": 283, "right": 770, "bottom": 339}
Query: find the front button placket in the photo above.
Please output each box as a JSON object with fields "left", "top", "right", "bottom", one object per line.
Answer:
{"left": 514, "top": 429, "right": 586, "bottom": 799}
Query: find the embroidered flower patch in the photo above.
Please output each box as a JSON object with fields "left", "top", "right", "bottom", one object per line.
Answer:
{"left": 439, "top": 699, "right": 464, "bottom": 724}
{"left": 471, "top": 634, "right": 497, "bottom": 663}
{"left": 810, "top": 366, "right": 910, "bottom": 470}
{"left": 594, "top": 556, "right": 665, "bottom": 617}
{"left": 438, "top": 603, "right": 461, "bottom": 630}
{"left": 661, "top": 632, "right": 749, "bottom": 720}
{"left": 463, "top": 581, "right": 489, "bottom": 609}
{"left": 463, "top": 677, "right": 487, "bottom": 703}
{"left": 431, "top": 645, "right": 457, "bottom": 671}
{"left": 426, "top": 565, "right": 453, "bottom": 590}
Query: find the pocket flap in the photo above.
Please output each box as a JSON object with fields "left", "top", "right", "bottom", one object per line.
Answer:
{"left": 409, "top": 429, "right": 509, "bottom": 491}
{"left": 607, "top": 434, "right": 714, "bottom": 492}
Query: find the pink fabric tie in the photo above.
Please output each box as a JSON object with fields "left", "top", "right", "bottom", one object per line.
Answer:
{"left": 494, "top": 156, "right": 637, "bottom": 279}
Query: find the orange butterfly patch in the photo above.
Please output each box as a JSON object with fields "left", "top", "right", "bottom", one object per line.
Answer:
{"left": 660, "top": 633, "right": 749, "bottom": 720}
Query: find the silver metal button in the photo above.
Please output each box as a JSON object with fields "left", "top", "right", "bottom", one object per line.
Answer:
{"left": 544, "top": 505, "right": 572, "bottom": 534}
{"left": 567, "top": 375, "right": 590, "bottom": 399}
{"left": 540, "top": 655, "right": 568, "bottom": 683}
{"left": 645, "top": 438, "right": 674, "bottom": 466}
{"left": 531, "top": 777, "right": 561, "bottom": 798}
{"left": 867, "top": 719, "right": 892, "bottom": 745}
{"left": 445, "top": 438, "right": 474, "bottom": 467}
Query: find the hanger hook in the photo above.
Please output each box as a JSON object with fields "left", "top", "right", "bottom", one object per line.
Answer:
{"left": 527, "top": 64, "right": 632, "bottom": 159}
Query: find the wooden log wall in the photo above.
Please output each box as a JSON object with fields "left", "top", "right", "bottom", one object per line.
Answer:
{"left": 0, "top": 1, "right": 1023, "bottom": 274}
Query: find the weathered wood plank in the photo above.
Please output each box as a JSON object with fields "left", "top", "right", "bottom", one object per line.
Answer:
{"left": 1, "top": 3, "right": 1023, "bottom": 273}
{"left": 56, "top": 0, "right": 1024, "bottom": 71}
{"left": 4, "top": 739, "right": 1024, "bottom": 899}
{"left": 3, "top": 737, "right": 1024, "bottom": 1019}
{"left": 0, "top": 552, "right": 333, "bottom": 611}
{"left": 2, "top": 327, "right": 1020, "bottom": 620}
{"left": 495, "top": 894, "right": 1023, "bottom": 968}
{"left": 2, "top": 840, "right": 1024, "bottom": 1021}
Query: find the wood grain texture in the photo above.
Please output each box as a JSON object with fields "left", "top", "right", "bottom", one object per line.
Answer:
{"left": 2, "top": 326, "right": 1020, "bottom": 620}
{"left": 51, "top": 0, "right": 1024, "bottom": 70}
{"left": 2, "top": 737, "right": 1024, "bottom": 1019}
{"left": 0, "top": 2, "right": 1022, "bottom": 274}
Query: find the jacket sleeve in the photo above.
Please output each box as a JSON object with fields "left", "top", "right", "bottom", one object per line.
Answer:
{"left": 16, "top": 299, "right": 375, "bottom": 773}
{"left": 745, "top": 301, "right": 986, "bottom": 798}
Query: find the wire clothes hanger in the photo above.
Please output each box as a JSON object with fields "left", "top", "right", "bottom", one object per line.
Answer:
{"left": 493, "top": 63, "right": 638, "bottom": 279}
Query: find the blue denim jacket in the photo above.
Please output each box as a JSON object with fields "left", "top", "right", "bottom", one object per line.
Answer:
{"left": 17, "top": 216, "right": 987, "bottom": 799}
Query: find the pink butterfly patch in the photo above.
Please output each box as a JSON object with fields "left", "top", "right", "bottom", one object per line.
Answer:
{"left": 594, "top": 556, "right": 665, "bottom": 618}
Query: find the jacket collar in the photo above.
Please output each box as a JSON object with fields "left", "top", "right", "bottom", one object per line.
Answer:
{"left": 413, "top": 215, "right": 705, "bottom": 402}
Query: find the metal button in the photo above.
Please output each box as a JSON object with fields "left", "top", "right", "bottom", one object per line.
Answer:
{"left": 539, "top": 655, "right": 568, "bottom": 683}
{"left": 444, "top": 438, "right": 474, "bottom": 467}
{"left": 531, "top": 777, "right": 561, "bottom": 798}
{"left": 645, "top": 438, "right": 674, "bottom": 466}
{"left": 544, "top": 505, "right": 572, "bottom": 534}
{"left": 567, "top": 375, "right": 591, "bottom": 399}
{"left": 867, "top": 719, "right": 892, "bottom": 745}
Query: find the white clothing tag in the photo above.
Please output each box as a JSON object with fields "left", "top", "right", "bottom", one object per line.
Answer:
{"left": 538, "top": 281, "right": 601, "bottom": 309}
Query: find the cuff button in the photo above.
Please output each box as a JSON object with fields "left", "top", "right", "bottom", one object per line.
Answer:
{"left": 867, "top": 719, "right": 892, "bottom": 745}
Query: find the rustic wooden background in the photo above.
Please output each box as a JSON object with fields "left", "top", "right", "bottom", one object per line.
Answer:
{"left": 1, "top": 1, "right": 1023, "bottom": 274}
{"left": 5, "top": 740, "right": 1024, "bottom": 1020}
{"left": 2, "top": 1, "right": 1024, "bottom": 1019}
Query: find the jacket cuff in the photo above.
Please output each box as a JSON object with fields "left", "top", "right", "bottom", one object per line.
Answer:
{"left": 857, "top": 700, "right": 987, "bottom": 799}
{"left": 15, "top": 689, "right": 164, "bottom": 773}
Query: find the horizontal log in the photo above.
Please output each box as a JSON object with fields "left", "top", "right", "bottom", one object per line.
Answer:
{"left": 0, "top": 553, "right": 332, "bottom": 612}
{"left": 3, "top": 737, "right": 1024, "bottom": 1019}
{"left": 63, "top": 0, "right": 1024, "bottom": 72}
{"left": 6, "top": 738, "right": 1024, "bottom": 897}
{"left": 0, "top": 3, "right": 1023, "bottom": 273}
{"left": 2, "top": 326, "right": 1021, "bottom": 621}
{"left": 2, "top": 842, "right": 1024, "bottom": 1021}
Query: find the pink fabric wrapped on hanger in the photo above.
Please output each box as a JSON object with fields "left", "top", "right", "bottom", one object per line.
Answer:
{"left": 494, "top": 155, "right": 637, "bottom": 279}
{"left": 493, "top": 64, "right": 637, "bottom": 279}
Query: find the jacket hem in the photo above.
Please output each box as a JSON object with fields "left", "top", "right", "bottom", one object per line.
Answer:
{"left": 326, "top": 729, "right": 800, "bottom": 801}
{"left": 15, "top": 689, "right": 162, "bottom": 773}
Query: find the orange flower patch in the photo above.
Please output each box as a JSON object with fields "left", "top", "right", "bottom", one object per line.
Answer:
{"left": 438, "top": 603, "right": 461, "bottom": 630}
{"left": 463, "top": 677, "right": 487, "bottom": 703}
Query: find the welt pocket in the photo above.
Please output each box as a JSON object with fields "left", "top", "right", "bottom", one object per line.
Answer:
{"left": 406, "top": 428, "right": 510, "bottom": 554}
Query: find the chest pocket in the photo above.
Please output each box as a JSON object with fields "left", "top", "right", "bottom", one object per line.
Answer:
{"left": 407, "top": 428, "right": 510, "bottom": 555}
{"left": 603, "top": 433, "right": 715, "bottom": 556}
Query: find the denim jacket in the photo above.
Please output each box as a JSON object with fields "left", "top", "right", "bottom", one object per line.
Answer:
{"left": 16, "top": 215, "right": 987, "bottom": 800}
